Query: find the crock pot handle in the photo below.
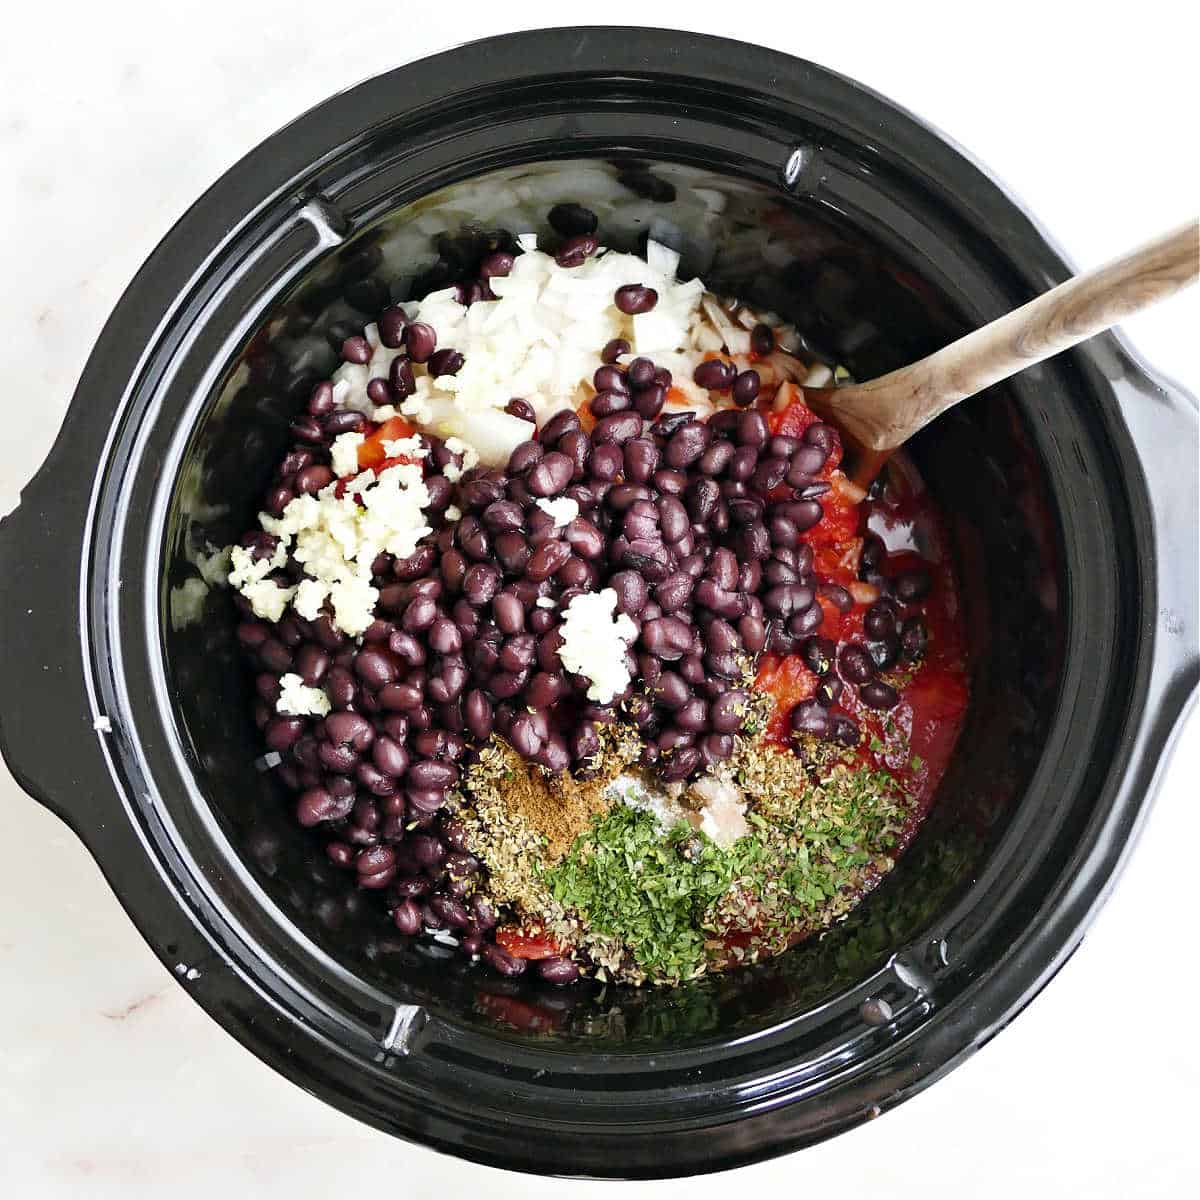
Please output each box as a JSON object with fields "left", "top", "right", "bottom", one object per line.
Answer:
{"left": 0, "top": 437, "right": 113, "bottom": 839}
{"left": 1120, "top": 353, "right": 1200, "bottom": 735}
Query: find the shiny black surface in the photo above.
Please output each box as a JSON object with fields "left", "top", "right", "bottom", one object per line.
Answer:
{"left": 0, "top": 28, "right": 1195, "bottom": 1177}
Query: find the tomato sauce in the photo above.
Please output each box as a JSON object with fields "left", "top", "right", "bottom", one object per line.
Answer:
{"left": 756, "top": 395, "right": 971, "bottom": 830}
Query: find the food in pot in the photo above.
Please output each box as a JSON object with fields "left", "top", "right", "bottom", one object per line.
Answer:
{"left": 228, "top": 208, "right": 970, "bottom": 987}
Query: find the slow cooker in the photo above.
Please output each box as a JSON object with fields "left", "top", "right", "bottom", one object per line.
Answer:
{"left": 1, "top": 28, "right": 1195, "bottom": 1178}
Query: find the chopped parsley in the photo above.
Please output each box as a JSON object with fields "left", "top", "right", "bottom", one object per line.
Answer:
{"left": 541, "top": 755, "right": 911, "bottom": 985}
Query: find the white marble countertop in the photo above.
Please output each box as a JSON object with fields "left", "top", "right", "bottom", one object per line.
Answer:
{"left": 1, "top": 3, "right": 1196, "bottom": 1196}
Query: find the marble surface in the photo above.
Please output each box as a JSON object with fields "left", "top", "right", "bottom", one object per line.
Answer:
{"left": 1, "top": 2, "right": 1196, "bottom": 1195}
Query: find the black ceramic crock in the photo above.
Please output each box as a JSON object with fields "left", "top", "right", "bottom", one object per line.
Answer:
{"left": 1, "top": 28, "right": 1196, "bottom": 1178}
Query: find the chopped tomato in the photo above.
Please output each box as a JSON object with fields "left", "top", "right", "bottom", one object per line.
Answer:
{"left": 494, "top": 925, "right": 563, "bottom": 961}
{"left": 755, "top": 653, "right": 818, "bottom": 742}
{"left": 357, "top": 415, "right": 418, "bottom": 471}
{"left": 576, "top": 396, "right": 597, "bottom": 433}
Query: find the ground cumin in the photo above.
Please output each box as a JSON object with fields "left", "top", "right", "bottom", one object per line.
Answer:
{"left": 486, "top": 733, "right": 638, "bottom": 861}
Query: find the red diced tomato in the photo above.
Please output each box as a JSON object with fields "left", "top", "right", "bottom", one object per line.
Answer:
{"left": 494, "top": 925, "right": 563, "bottom": 961}
{"left": 358, "top": 415, "right": 418, "bottom": 471}
{"left": 754, "top": 654, "right": 819, "bottom": 743}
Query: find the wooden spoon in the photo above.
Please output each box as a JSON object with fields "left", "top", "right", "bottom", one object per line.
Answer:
{"left": 803, "top": 220, "right": 1199, "bottom": 486}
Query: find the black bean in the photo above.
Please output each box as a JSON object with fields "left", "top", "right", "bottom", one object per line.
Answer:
{"left": 693, "top": 579, "right": 744, "bottom": 618}
{"left": 820, "top": 583, "right": 854, "bottom": 613}
{"left": 659, "top": 746, "right": 701, "bottom": 782}
{"left": 621, "top": 437, "right": 658, "bottom": 484}
{"left": 326, "top": 711, "right": 375, "bottom": 752}
{"left": 752, "top": 456, "right": 789, "bottom": 494}
{"left": 674, "top": 697, "right": 708, "bottom": 732}
{"left": 386, "top": 356, "right": 415, "bottom": 399}
{"left": 732, "top": 415, "right": 768, "bottom": 456}
{"left": 863, "top": 601, "right": 896, "bottom": 640}
{"left": 556, "top": 432, "right": 590, "bottom": 477}
{"left": 786, "top": 603, "right": 825, "bottom": 638}
{"left": 479, "top": 250, "right": 515, "bottom": 278}
{"left": 581, "top": 442, "right": 618, "bottom": 482}
{"left": 776, "top": 499, "right": 824, "bottom": 532}
{"left": 693, "top": 359, "right": 736, "bottom": 391}
{"left": 529, "top": 609, "right": 555, "bottom": 635}
{"left": 428, "top": 348, "right": 464, "bottom": 377}
{"left": 339, "top": 334, "right": 371, "bottom": 365}
{"left": 490, "top": 592, "right": 523, "bottom": 636}
{"left": 700, "top": 733, "right": 734, "bottom": 765}
{"left": 866, "top": 636, "right": 900, "bottom": 671}
{"left": 588, "top": 389, "right": 629, "bottom": 419}
{"left": 614, "top": 284, "right": 659, "bottom": 314}
{"left": 736, "top": 522, "right": 771, "bottom": 562}
{"left": 788, "top": 445, "right": 826, "bottom": 480}
{"left": 601, "top": 337, "right": 631, "bottom": 364}
{"left": 528, "top": 670, "right": 570, "bottom": 709}
{"left": 526, "top": 540, "right": 570, "bottom": 582}
{"left": 695, "top": 440, "right": 732, "bottom": 477}
{"left": 407, "top": 759, "right": 458, "bottom": 790}
{"left": 791, "top": 700, "right": 829, "bottom": 737}
{"left": 493, "top": 532, "right": 530, "bottom": 576}
{"left": 860, "top": 680, "right": 900, "bottom": 711}
{"left": 482, "top": 942, "right": 528, "bottom": 977}
{"left": 390, "top": 898, "right": 422, "bottom": 935}
{"left": 463, "top": 563, "right": 502, "bottom": 605}
{"left": 509, "top": 711, "right": 544, "bottom": 757}
{"left": 764, "top": 584, "right": 815, "bottom": 618}
{"left": 727, "top": 444, "right": 759, "bottom": 483}
{"left": 620, "top": 357, "right": 650, "bottom": 388}
{"left": 654, "top": 571, "right": 694, "bottom": 612}
{"left": 750, "top": 323, "right": 776, "bottom": 356}
{"left": 839, "top": 643, "right": 875, "bottom": 684}
{"left": 350, "top": 647, "right": 393, "bottom": 688}
{"left": 402, "top": 321, "right": 436, "bottom": 363}
{"left": 555, "top": 233, "right": 599, "bottom": 268}
{"left": 709, "top": 689, "right": 748, "bottom": 733}
{"left": 527, "top": 452, "right": 574, "bottom": 496}
{"left": 607, "top": 570, "right": 647, "bottom": 616}
{"left": 317, "top": 740, "right": 358, "bottom": 773}
{"left": 732, "top": 369, "right": 761, "bottom": 407}
{"left": 463, "top": 689, "right": 494, "bottom": 740}
{"left": 592, "top": 411, "right": 643, "bottom": 445}
{"left": 629, "top": 384, "right": 663, "bottom": 420}
{"left": 664, "top": 422, "right": 711, "bottom": 469}
{"left": 539, "top": 409, "right": 581, "bottom": 446}
{"left": 895, "top": 568, "right": 933, "bottom": 604}
{"left": 705, "top": 548, "right": 736, "bottom": 591}
{"left": 803, "top": 422, "right": 840, "bottom": 455}
{"left": 322, "top": 410, "right": 368, "bottom": 438}
{"left": 397, "top": 595, "right": 434, "bottom": 634}
{"left": 537, "top": 956, "right": 581, "bottom": 985}
{"left": 684, "top": 478, "right": 719, "bottom": 524}
{"left": 641, "top": 616, "right": 693, "bottom": 660}
{"left": 900, "top": 616, "right": 928, "bottom": 659}
{"left": 597, "top": 364, "right": 633, "bottom": 398}
{"left": 798, "top": 636, "right": 835, "bottom": 676}
{"left": 623, "top": 506, "right": 659, "bottom": 541}
{"left": 260, "top": 716, "right": 302, "bottom": 752}
{"left": 481, "top": 499, "right": 523, "bottom": 534}
{"left": 860, "top": 534, "right": 886, "bottom": 576}
{"left": 652, "top": 671, "right": 690, "bottom": 710}
{"left": 376, "top": 306, "right": 408, "bottom": 348}
{"left": 505, "top": 397, "right": 536, "bottom": 423}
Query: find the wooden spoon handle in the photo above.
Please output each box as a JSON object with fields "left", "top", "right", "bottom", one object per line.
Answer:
{"left": 827, "top": 219, "right": 1199, "bottom": 452}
